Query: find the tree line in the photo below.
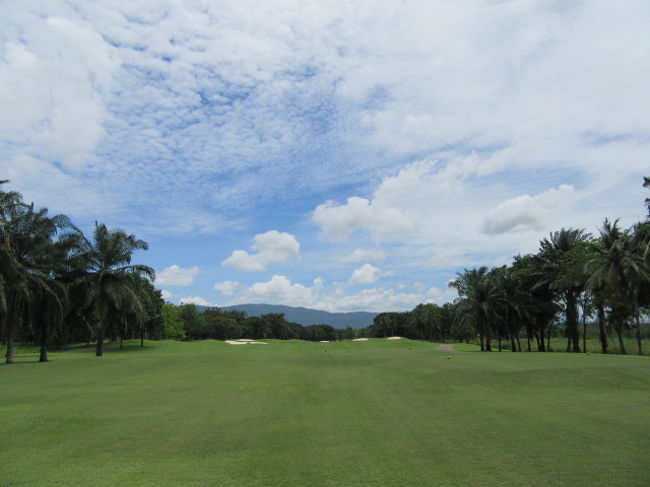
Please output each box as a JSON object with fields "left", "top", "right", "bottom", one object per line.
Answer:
{"left": 364, "top": 177, "right": 650, "bottom": 355}
{"left": 0, "top": 181, "right": 163, "bottom": 363}
{"left": 161, "top": 303, "right": 359, "bottom": 342}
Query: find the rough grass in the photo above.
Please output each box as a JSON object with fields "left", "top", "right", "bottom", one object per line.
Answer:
{"left": 1, "top": 339, "right": 649, "bottom": 486}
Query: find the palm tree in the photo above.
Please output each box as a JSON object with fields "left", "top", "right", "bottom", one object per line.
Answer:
{"left": 77, "top": 223, "right": 154, "bottom": 356}
{"left": 511, "top": 254, "right": 559, "bottom": 352}
{"left": 586, "top": 219, "right": 650, "bottom": 355}
{"left": 537, "top": 228, "right": 591, "bottom": 353}
{"left": 450, "top": 267, "right": 502, "bottom": 351}
{"left": 1, "top": 196, "right": 77, "bottom": 363}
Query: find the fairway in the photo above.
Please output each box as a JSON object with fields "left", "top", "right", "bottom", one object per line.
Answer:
{"left": 2, "top": 340, "right": 649, "bottom": 487}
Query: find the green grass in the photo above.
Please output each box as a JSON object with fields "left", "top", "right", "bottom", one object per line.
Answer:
{"left": 2, "top": 339, "right": 649, "bottom": 486}
{"left": 547, "top": 336, "right": 650, "bottom": 355}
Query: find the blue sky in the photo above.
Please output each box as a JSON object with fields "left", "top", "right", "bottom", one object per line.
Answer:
{"left": 1, "top": 0, "right": 649, "bottom": 311}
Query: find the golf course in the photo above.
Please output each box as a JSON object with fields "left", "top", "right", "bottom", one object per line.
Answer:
{"left": 2, "top": 339, "right": 649, "bottom": 486}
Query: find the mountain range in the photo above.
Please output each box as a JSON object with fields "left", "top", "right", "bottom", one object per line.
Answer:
{"left": 195, "top": 303, "right": 377, "bottom": 329}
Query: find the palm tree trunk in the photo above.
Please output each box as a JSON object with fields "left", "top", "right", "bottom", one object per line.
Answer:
{"left": 4, "top": 315, "right": 15, "bottom": 364}
{"left": 582, "top": 314, "right": 587, "bottom": 353}
{"left": 39, "top": 322, "right": 48, "bottom": 362}
{"left": 39, "top": 342, "right": 48, "bottom": 362}
{"left": 635, "top": 314, "right": 643, "bottom": 356}
{"left": 96, "top": 326, "right": 104, "bottom": 357}
{"left": 597, "top": 305, "right": 608, "bottom": 354}
{"left": 515, "top": 335, "right": 522, "bottom": 352}
{"left": 615, "top": 323, "right": 626, "bottom": 355}
{"left": 5, "top": 336, "right": 14, "bottom": 364}
{"left": 566, "top": 291, "right": 580, "bottom": 353}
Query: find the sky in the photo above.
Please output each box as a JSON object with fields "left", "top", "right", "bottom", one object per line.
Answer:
{"left": 1, "top": 0, "right": 649, "bottom": 312}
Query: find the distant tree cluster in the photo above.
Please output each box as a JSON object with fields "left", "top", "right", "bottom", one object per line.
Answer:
{"left": 0, "top": 181, "right": 163, "bottom": 363}
{"left": 161, "top": 303, "right": 359, "bottom": 342}
{"left": 365, "top": 177, "right": 650, "bottom": 355}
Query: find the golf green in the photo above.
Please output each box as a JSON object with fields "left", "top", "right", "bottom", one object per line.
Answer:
{"left": 1, "top": 339, "right": 649, "bottom": 486}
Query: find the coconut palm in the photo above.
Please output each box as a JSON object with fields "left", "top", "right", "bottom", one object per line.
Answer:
{"left": 586, "top": 219, "right": 650, "bottom": 355}
{"left": 536, "top": 228, "right": 591, "bottom": 353}
{"left": 511, "top": 254, "right": 559, "bottom": 352}
{"left": 1, "top": 193, "right": 78, "bottom": 363}
{"left": 450, "top": 267, "right": 502, "bottom": 351}
{"left": 77, "top": 223, "right": 154, "bottom": 356}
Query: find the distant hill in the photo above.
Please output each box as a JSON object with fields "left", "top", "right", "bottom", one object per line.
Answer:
{"left": 195, "top": 303, "right": 377, "bottom": 329}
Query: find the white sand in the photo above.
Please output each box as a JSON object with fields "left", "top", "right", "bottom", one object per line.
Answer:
{"left": 352, "top": 338, "right": 368, "bottom": 342}
{"left": 319, "top": 340, "right": 330, "bottom": 343}
{"left": 225, "top": 340, "right": 268, "bottom": 345}
{"left": 387, "top": 336, "right": 402, "bottom": 340}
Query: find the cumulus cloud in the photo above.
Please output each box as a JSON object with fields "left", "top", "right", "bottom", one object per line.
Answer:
{"left": 481, "top": 185, "right": 576, "bottom": 234}
{"left": 155, "top": 265, "right": 200, "bottom": 286}
{"left": 179, "top": 296, "right": 215, "bottom": 307}
{"left": 238, "top": 275, "right": 314, "bottom": 307}
{"left": 160, "top": 289, "right": 173, "bottom": 301}
{"left": 340, "top": 248, "right": 386, "bottom": 263}
{"left": 349, "top": 264, "right": 382, "bottom": 284}
{"left": 313, "top": 196, "right": 416, "bottom": 242}
{"left": 213, "top": 280, "right": 239, "bottom": 296}
{"left": 332, "top": 288, "right": 425, "bottom": 312}
{"left": 222, "top": 230, "right": 300, "bottom": 271}
{"left": 224, "top": 273, "right": 452, "bottom": 312}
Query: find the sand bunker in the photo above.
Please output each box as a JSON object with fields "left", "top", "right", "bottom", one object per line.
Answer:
{"left": 387, "top": 336, "right": 402, "bottom": 340}
{"left": 352, "top": 338, "right": 368, "bottom": 342}
{"left": 319, "top": 340, "right": 330, "bottom": 343}
{"left": 225, "top": 340, "right": 267, "bottom": 345}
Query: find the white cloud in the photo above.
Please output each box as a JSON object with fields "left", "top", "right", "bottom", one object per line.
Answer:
{"left": 222, "top": 230, "right": 300, "bottom": 271}
{"left": 3, "top": 1, "right": 649, "bottom": 310}
{"left": 155, "top": 265, "right": 200, "bottom": 286}
{"left": 313, "top": 196, "right": 416, "bottom": 242}
{"left": 225, "top": 273, "right": 452, "bottom": 313}
{"left": 179, "top": 296, "right": 215, "bottom": 307}
{"left": 0, "top": 16, "right": 115, "bottom": 166}
{"left": 221, "top": 250, "right": 267, "bottom": 272}
{"left": 481, "top": 185, "right": 576, "bottom": 234}
{"left": 214, "top": 280, "right": 239, "bottom": 296}
{"left": 238, "top": 274, "right": 314, "bottom": 306}
{"left": 340, "top": 248, "right": 386, "bottom": 263}
{"left": 160, "top": 289, "right": 173, "bottom": 301}
{"left": 325, "top": 287, "right": 426, "bottom": 313}
{"left": 349, "top": 263, "right": 382, "bottom": 284}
